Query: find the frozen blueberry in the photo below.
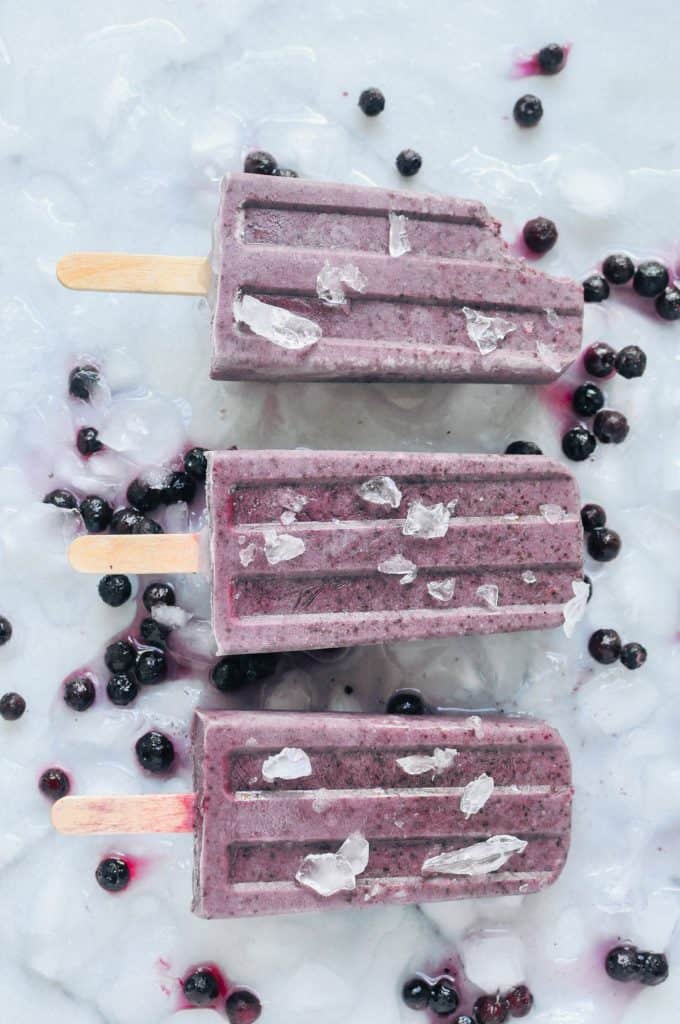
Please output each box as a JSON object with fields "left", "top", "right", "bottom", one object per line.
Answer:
{"left": 402, "top": 977, "right": 432, "bottom": 1010}
{"left": 454, "top": 1018, "right": 474, "bottom": 1024}
{"left": 505, "top": 985, "right": 533, "bottom": 1017}
{"left": 513, "top": 94, "right": 543, "bottom": 127}
{"left": 537, "top": 42, "right": 566, "bottom": 74}
{"left": 135, "top": 648, "right": 167, "bottom": 685}
{"left": 240, "top": 653, "right": 278, "bottom": 684}
{"left": 562, "top": 426, "right": 596, "bottom": 461}
{"left": 656, "top": 286, "right": 680, "bottom": 321}
{"left": 636, "top": 951, "right": 669, "bottom": 986}
{"left": 583, "top": 274, "right": 610, "bottom": 303}
{"left": 105, "top": 640, "right": 136, "bottom": 674}
{"left": 429, "top": 978, "right": 459, "bottom": 1016}
{"left": 225, "top": 990, "right": 262, "bottom": 1024}
{"left": 126, "top": 477, "right": 164, "bottom": 512}
{"left": 593, "top": 410, "right": 629, "bottom": 444}
{"left": 274, "top": 167, "right": 298, "bottom": 177}
{"left": 473, "top": 995, "right": 510, "bottom": 1024}
{"left": 39, "top": 767, "right": 70, "bottom": 800}
{"left": 572, "top": 382, "right": 604, "bottom": 417}
{"left": 605, "top": 945, "right": 641, "bottom": 983}
{"left": 0, "top": 615, "right": 12, "bottom": 645}
{"left": 184, "top": 968, "right": 220, "bottom": 1006}
{"left": 135, "top": 730, "right": 174, "bottom": 772}
{"left": 588, "top": 628, "right": 622, "bottom": 664}
{"left": 80, "top": 495, "right": 113, "bottom": 533}
{"left": 110, "top": 507, "right": 164, "bottom": 535}
{"left": 587, "top": 527, "right": 621, "bottom": 562}
{"left": 602, "top": 253, "right": 635, "bottom": 285}
{"left": 163, "top": 470, "right": 196, "bottom": 505}
{"left": 620, "top": 642, "right": 647, "bottom": 670}
{"left": 68, "top": 364, "right": 99, "bottom": 401}
{"left": 211, "top": 656, "right": 244, "bottom": 692}
{"left": 0, "top": 692, "right": 26, "bottom": 720}
{"left": 106, "top": 673, "right": 139, "bottom": 706}
{"left": 98, "top": 574, "right": 132, "bottom": 607}
{"left": 142, "top": 581, "right": 175, "bottom": 612}
{"left": 505, "top": 441, "right": 542, "bottom": 455}
{"left": 183, "top": 446, "right": 208, "bottom": 482}
{"left": 43, "top": 488, "right": 78, "bottom": 510}
{"left": 133, "top": 516, "right": 163, "bottom": 535}
{"left": 581, "top": 503, "right": 606, "bottom": 532}
{"left": 386, "top": 690, "right": 425, "bottom": 715}
{"left": 243, "top": 151, "right": 277, "bottom": 175}
{"left": 614, "top": 345, "right": 646, "bottom": 379}
{"left": 522, "top": 216, "right": 558, "bottom": 254}
{"left": 76, "top": 426, "right": 103, "bottom": 456}
{"left": 358, "top": 87, "right": 385, "bottom": 116}
{"left": 633, "top": 260, "right": 669, "bottom": 298}
{"left": 583, "top": 342, "right": 616, "bottom": 378}
{"left": 396, "top": 149, "right": 422, "bottom": 176}
{"left": 139, "top": 617, "right": 169, "bottom": 647}
{"left": 95, "top": 856, "right": 130, "bottom": 892}
{"left": 64, "top": 675, "right": 96, "bottom": 712}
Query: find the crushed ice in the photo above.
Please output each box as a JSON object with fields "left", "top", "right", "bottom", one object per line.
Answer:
{"left": 460, "top": 773, "right": 495, "bottom": 818}
{"left": 280, "top": 511, "right": 297, "bottom": 526}
{"left": 280, "top": 491, "right": 308, "bottom": 513}
{"left": 536, "top": 339, "right": 562, "bottom": 372}
{"left": 563, "top": 579, "right": 591, "bottom": 638}
{"left": 403, "top": 500, "right": 450, "bottom": 539}
{"left": 540, "top": 504, "right": 566, "bottom": 525}
{"left": 262, "top": 747, "right": 312, "bottom": 782}
{"left": 263, "top": 529, "right": 306, "bottom": 565}
{"left": 467, "top": 715, "right": 484, "bottom": 738}
{"left": 357, "top": 476, "right": 403, "bottom": 509}
{"left": 233, "top": 293, "right": 321, "bottom": 350}
{"left": 545, "top": 307, "right": 561, "bottom": 327}
{"left": 421, "top": 835, "right": 527, "bottom": 877}
{"left": 152, "top": 604, "right": 191, "bottom": 629}
{"left": 396, "top": 747, "right": 458, "bottom": 776}
{"left": 378, "top": 554, "right": 417, "bottom": 584}
{"left": 521, "top": 569, "right": 537, "bottom": 584}
{"left": 295, "top": 833, "right": 369, "bottom": 896}
{"left": 316, "top": 261, "right": 368, "bottom": 306}
{"left": 388, "top": 212, "right": 411, "bottom": 257}
{"left": 427, "top": 578, "right": 456, "bottom": 603}
{"left": 462, "top": 307, "right": 516, "bottom": 355}
{"left": 239, "top": 543, "right": 256, "bottom": 567}
{"left": 476, "top": 584, "right": 499, "bottom": 609}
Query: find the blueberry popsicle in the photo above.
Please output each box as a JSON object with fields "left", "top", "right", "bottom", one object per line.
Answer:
{"left": 57, "top": 172, "right": 583, "bottom": 383}
{"left": 68, "top": 449, "right": 586, "bottom": 655}
{"left": 52, "top": 709, "right": 573, "bottom": 918}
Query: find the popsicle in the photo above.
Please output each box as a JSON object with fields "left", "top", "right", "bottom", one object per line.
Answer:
{"left": 57, "top": 172, "right": 583, "bottom": 383}
{"left": 69, "top": 449, "right": 586, "bottom": 656}
{"left": 52, "top": 709, "right": 573, "bottom": 918}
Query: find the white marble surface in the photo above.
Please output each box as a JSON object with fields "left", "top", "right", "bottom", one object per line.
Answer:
{"left": 1, "top": 1, "right": 679, "bottom": 1022}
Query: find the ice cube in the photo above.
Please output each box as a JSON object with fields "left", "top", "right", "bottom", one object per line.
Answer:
{"left": 540, "top": 503, "right": 566, "bottom": 524}
{"left": 234, "top": 293, "right": 321, "bottom": 350}
{"left": 239, "top": 543, "right": 256, "bottom": 566}
{"left": 426, "top": 578, "right": 456, "bottom": 603}
{"left": 262, "top": 747, "right": 312, "bottom": 782}
{"left": 461, "top": 929, "right": 526, "bottom": 990}
{"left": 562, "top": 579, "right": 590, "bottom": 638}
{"left": 422, "top": 835, "right": 527, "bottom": 877}
{"left": 357, "top": 476, "right": 403, "bottom": 509}
{"left": 316, "top": 261, "right": 368, "bottom": 306}
{"left": 403, "top": 500, "right": 450, "bottom": 539}
{"left": 378, "top": 554, "right": 417, "bottom": 584}
{"left": 521, "top": 570, "right": 537, "bottom": 584}
{"left": 396, "top": 748, "right": 458, "bottom": 776}
{"left": 337, "top": 833, "right": 370, "bottom": 874}
{"left": 462, "top": 307, "right": 516, "bottom": 355}
{"left": 263, "top": 529, "right": 306, "bottom": 565}
{"left": 388, "top": 212, "right": 411, "bottom": 257}
{"left": 296, "top": 833, "right": 369, "bottom": 896}
{"left": 280, "top": 511, "right": 297, "bottom": 526}
{"left": 476, "top": 584, "right": 499, "bottom": 609}
{"left": 460, "top": 773, "right": 495, "bottom": 818}
{"left": 151, "top": 604, "right": 191, "bottom": 629}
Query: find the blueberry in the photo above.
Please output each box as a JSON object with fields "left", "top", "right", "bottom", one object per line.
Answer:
{"left": 240, "top": 653, "right": 278, "bottom": 684}
{"left": 183, "top": 446, "right": 208, "bottom": 482}
{"left": 583, "top": 274, "right": 610, "bottom": 303}
{"left": 593, "top": 409, "right": 629, "bottom": 444}
{"left": 39, "top": 767, "right": 70, "bottom": 800}
{"left": 43, "top": 488, "right": 78, "bottom": 510}
{"left": 95, "top": 856, "right": 130, "bottom": 892}
{"left": 133, "top": 516, "right": 163, "bottom": 535}
{"left": 126, "top": 477, "right": 164, "bottom": 512}
{"left": 80, "top": 495, "right": 113, "bottom": 533}
{"left": 135, "top": 648, "right": 167, "bottom": 685}
{"left": 587, "top": 527, "right": 621, "bottom": 562}
{"left": 135, "top": 730, "right": 174, "bottom": 772}
{"left": 633, "top": 260, "right": 669, "bottom": 298}
{"left": 522, "top": 217, "right": 558, "bottom": 254}
{"left": 562, "top": 426, "right": 596, "bottom": 461}
{"left": 505, "top": 441, "right": 543, "bottom": 455}
{"left": 225, "top": 989, "right": 262, "bottom": 1024}
{"left": 106, "top": 673, "right": 139, "bottom": 706}
{"left": 429, "top": 978, "right": 459, "bottom": 1016}
{"left": 402, "top": 977, "right": 432, "bottom": 1010}
{"left": 537, "top": 43, "right": 566, "bottom": 74}
{"left": 505, "top": 985, "right": 534, "bottom": 1017}
{"left": 163, "top": 470, "right": 196, "bottom": 505}
{"left": 0, "top": 615, "right": 12, "bottom": 645}
{"left": 620, "top": 642, "right": 647, "bottom": 670}
{"left": 588, "top": 628, "right": 622, "bottom": 664}
{"left": 68, "top": 364, "right": 99, "bottom": 401}
{"left": 0, "top": 692, "right": 26, "bottom": 720}
{"left": 139, "top": 617, "right": 169, "bottom": 647}
{"left": 105, "top": 639, "right": 136, "bottom": 674}
{"left": 98, "top": 574, "right": 132, "bottom": 607}
{"left": 358, "top": 87, "right": 386, "bottom": 116}
{"left": 602, "top": 253, "right": 635, "bottom": 285}
{"left": 614, "top": 345, "right": 646, "bottom": 379}
{"left": 473, "top": 995, "right": 510, "bottom": 1024}
{"left": 76, "top": 426, "right": 103, "bottom": 456}
{"left": 396, "top": 149, "right": 422, "bottom": 177}
{"left": 636, "top": 951, "right": 669, "bottom": 986}
{"left": 454, "top": 1018, "right": 475, "bottom": 1024}
{"left": 386, "top": 690, "right": 425, "bottom": 715}
{"left": 572, "top": 382, "right": 604, "bottom": 417}
{"left": 211, "top": 656, "right": 245, "bottom": 692}
{"left": 244, "top": 151, "right": 277, "bottom": 175}
{"left": 583, "top": 342, "right": 616, "bottom": 378}
{"left": 64, "top": 675, "right": 96, "bottom": 712}
{"left": 656, "top": 286, "right": 680, "bottom": 321}
{"left": 109, "top": 507, "right": 164, "bottom": 535}
{"left": 274, "top": 167, "right": 298, "bottom": 177}
{"left": 605, "top": 945, "right": 641, "bottom": 982}
{"left": 184, "top": 969, "right": 220, "bottom": 1007}
{"left": 581, "top": 503, "right": 606, "bottom": 532}
{"left": 584, "top": 574, "right": 593, "bottom": 602}
{"left": 142, "top": 581, "right": 175, "bottom": 612}
{"left": 513, "top": 94, "right": 543, "bottom": 127}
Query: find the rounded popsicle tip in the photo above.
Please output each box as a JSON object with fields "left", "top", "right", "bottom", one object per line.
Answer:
{"left": 69, "top": 535, "right": 99, "bottom": 572}
{"left": 56, "top": 253, "right": 83, "bottom": 289}
{"left": 51, "top": 796, "right": 73, "bottom": 833}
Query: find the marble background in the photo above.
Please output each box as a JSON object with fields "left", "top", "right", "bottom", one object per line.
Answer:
{"left": 1, "top": 1, "right": 679, "bottom": 1022}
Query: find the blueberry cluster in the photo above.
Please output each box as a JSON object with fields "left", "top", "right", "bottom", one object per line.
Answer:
{"left": 211, "top": 652, "right": 279, "bottom": 692}
{"left": 580, "top": 503, "right": 622, "bottom": 563}
{"left": 605, "top": 945, "right": 668, "bottom": 986}
{"left": 402, "top": 975, "right": 460, "bottom": 1016}
{"left": 182, "top": 966, "right": 262, "bottom": 1023}
{"left": 402, "top": 976, "right": 534, "bottom": 1023}
{"left": 584, "top": 254, "right": 679, "bottom": 320}
{"left": 588, "top": 629, "right": 647, "bottom": 670}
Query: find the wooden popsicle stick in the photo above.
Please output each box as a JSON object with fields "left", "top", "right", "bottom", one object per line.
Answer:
{"left": 52, "top": 794, "right": 196, "bottom": 835}
{"left": 56, "top": 253, "right": 211, "bottom": 296}
{"left": 69, "top": 533, "right": 202, "bottom": 574}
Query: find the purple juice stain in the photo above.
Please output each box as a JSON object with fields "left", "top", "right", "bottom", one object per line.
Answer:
{"left": 511, "top": 42, "right": 572, "bottom": 78}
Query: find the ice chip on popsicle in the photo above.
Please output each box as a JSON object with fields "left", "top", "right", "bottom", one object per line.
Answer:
{"left": 460, "top": 773, "right": 495, "bottom": 818}
{"left": 403, "top": 500, "right": 450, "bottom": 539}
{"left": 422, "top": 835, "right": 528, "bottom": 877}
{"left": 358, "top": 476, "right": 403, "bottom": 509}
{"left": 262, "top": 747, "right": 312, "bottom": 782}
{"left": 388, "top": 212, "right": 411, "bottom": 257}
{"left": 397, "top": 747, "right": 458, "bottom": 776}
{"left": 233, "top": 293, "right": 321, "bottom": 350}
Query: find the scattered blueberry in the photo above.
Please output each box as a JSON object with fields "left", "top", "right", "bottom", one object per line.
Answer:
{"left": 64, "top": 675, "right": 96, "bottom": 712}
{"left": 76, "top": 426, "right": 103, "bottom": 456}
{"left": 562, "top": 426, "right": 596, "bottom": 461}
{"left": 95, "top": 856, "right": 130, "bottom": 892}
{"left": 139, "top": 617, "right": 170, "bottom": 647}
{"left": 633, "top": 260, "right": 669, "bottom": 298}
{"left": 605, "top": 945, "right": 641, "bottom": 983}
{"left": 142, "top": 581, "right": 175, "bottom": 612}
{"left": 614, "top": 345, "right": 646, "bottom": 379}
{"left": 583, "top": 274, "right": 610, "bottom": 303}
{"left": 583, "top": 342, "right": 616, "bottom": 378}
{"left": 98, "top": 574, "right": 132, "bottom": 608}
{"left": 396, "top": 149, "right": 422, "bottom": 177}
{"left": 240, "top": 653, "right": 278, "bottom": 684}
{"left": 429, "top": 978, "right": 459, "bottom": 1016}
{"left": 68, "top": 364, "right": 99, "bottom": 401}
{"left": 126, "top": 477, "right": 165, "bottom": 512}
{"left": 593, "top": 409, "right": 629, "bottom": 444}
{"left": 358, "top": 87, "right": 385, "bottom": 116}
{"left": 473, "top": 994, "right": 510, "bottom": 1024}
{"left": 386, "top": 690, "right": 425, "bottom": 715}
{"left": 454, "top": 1018, "right": 474, "bottom": 1024}
{"left": 43, "top": 488, "right": 78, "bottom": 510}
{"left": 184, "top": 968, "right": 220, "bottom": 1006}
{"left": 572, "top": 382, "right": 604, "bottom": 417}
{"left": 163, "top": 470, "right": 196, "bottom": 505}
{"left": 505, "top": 441, "right": 543, "bottom": 455}
{"left": 106, "top": 673, "right": 139, "bottom": 706}
{"left": 522, "top": 216, "right": 558, "bottom": 254}
{"left": 244, "top": 151, "right": 277, "bottom": 175}
{"left": 402, "top": 977, "right": 432, "bottom": 1010}
{"left": 135, "top": 730, "right": 174, "bottom": 772}
{"left": 513, "top": 94, "right": 543, "bottom": 127}
{"left": 587, "top": 527, "right": 621, "bottom": 562}
{"left": 0, "top": 615, "right": 12, "bottom": 645}
{"left": 80, "top": 495, "right": 113, "bottom": 533}
{"left": 584, "top": 573, "right": 593, "bottom": 602}
{"left": 620, "top": 642, "right": 647, "bottom": 670}
{"left": 602, "top": 253, "right": 635, "bottom": 285}
{"left": 581, "top": 503, "right": 606, "bottom": 532}
{"left": 105, "top": 640, "right": 136, "bottom": 674}
{"left": 184, "top": 447, "right": 208, "bottom": 482}
{"left": 211, "top": 656, "right": 244, "bottom": 692}
{"left": 225, "top": 989, "right": 262, "bottom": 1024}
{"left": 656, "top": 286, "right": 680, "bottom": 321}
{"left": 537, "top": 42, "right": 566, "bottom": 74}
{"left": 135, "top": 648, "right": 167, "bottom": 685}
{"left": 505, "top": 985, "right": 534, "bottom": 1017}
{"left": 636, "top": 951, "right": 669, "bottom": 986}
{"left": 588, "top": 628, "right": 622, "bottom": 664}
{"left": 110, "top": 507, "right": 163, "bottom": 535}
{"left": 274, "top": 167, "right": 298, "bottom": 177}
{"left": 39, "top": 767, "right": 70, "bottom": 800}
{"left": 0, "top": 692, "right": 26, "bottom": 720}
